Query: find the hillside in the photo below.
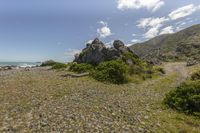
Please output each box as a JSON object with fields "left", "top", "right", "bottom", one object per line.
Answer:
{"left": 130, "top": 24, "right": 200, "bottom": 64}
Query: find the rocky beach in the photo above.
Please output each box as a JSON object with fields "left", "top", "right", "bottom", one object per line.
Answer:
{"left": 0, "top": 62, "right": 200, "bottom": 132}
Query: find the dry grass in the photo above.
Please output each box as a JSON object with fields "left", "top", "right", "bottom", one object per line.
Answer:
{"left": 0, "top": 63, "right": 200, "bottom": 132}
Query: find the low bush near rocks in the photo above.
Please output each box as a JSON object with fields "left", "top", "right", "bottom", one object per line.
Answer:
{"left": 52, "top": 63, "right": 68, "bottom": 70}
{"left": 41, "top": 60, "right": 57, "bottom": 67}
{"left": 69, "top": 63, "right": 94, "bottom": 73}
{"left": 153, "top": 66, "right": 166, "bottom": 74}
{"left": 191, "top": 71, "right": 200, "bottom": 81}
{"left": 91, "top": 60, "right": 128, "bottom": 84}
{"left": 164, "top": 81, "right": 200, "bottom": 116}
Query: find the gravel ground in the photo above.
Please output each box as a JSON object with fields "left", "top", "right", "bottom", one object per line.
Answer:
{"left": 0, "top": 63, "right": 200, "bottom": 133}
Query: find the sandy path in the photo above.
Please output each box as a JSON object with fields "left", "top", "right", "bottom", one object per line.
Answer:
{"left": 163, "top": 62, "right": 188, "bottom": 83}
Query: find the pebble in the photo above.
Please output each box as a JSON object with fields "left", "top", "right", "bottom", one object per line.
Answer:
{"left": 144, "top": 115, "right": 149, "bottom": 120}
{"left": 138, "top": 127, "right": 143, "bottom": 132}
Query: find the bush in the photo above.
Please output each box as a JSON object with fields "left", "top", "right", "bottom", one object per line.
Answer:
{"left": 69, "top": 63, "right": 94, "bottom": 73}
{"left": 128, "top": 65, "right": 145, "bottom": 75}
{"left": 191, "top": 71, "right": 200, "bottom": 80}
{"left": 91, "top": 60, "right": 128, "bottom": 84}
{"left": 154, "top": 66, "right": 166, "bottom": 74}
{"left": 41, "top": 60, "right": 57, "bottom": 67}
{"left": 164, "top": 81, "right": 200, "bottom": 116}
{"left": 52, "top": 63, "right": 67, "bottom": 70}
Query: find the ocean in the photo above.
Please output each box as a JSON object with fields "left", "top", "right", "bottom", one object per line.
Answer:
{"left": 0, "top": 62, "right": 41, "bottom": 67}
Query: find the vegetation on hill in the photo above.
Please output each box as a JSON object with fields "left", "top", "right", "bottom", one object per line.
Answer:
{"left": 191, "top": 70, "right": 200, "bottom": 81}
{"left": 69, "top": 63, "right": 94, "bottom": 73}
{"left": 52, "top": 63, "right": 68, "bottom": 70}
{"left": 41, "top": 60, "right": 57, "bottom": 67}
{"left": 164, "top": 69, "right": 200, "bottom": 117}
{"left": 41, "top": 60, "right": 68, "bottom": 70}
{"left": 130, "top": 24, "right": 200, "bottom": 64}
{"left": 91, "top": 60, "right": 128, "bottom": 84}
{"left": 69, "top": 38, "right": 163, "bottom": 84}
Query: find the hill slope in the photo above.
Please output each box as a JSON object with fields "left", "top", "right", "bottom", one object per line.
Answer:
{"left": 130, "top": 24, "right": 200, "bottom": 64}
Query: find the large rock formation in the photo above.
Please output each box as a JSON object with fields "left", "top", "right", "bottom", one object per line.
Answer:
{"left": 74, "top": 38, "right": 139, "bottom": 65}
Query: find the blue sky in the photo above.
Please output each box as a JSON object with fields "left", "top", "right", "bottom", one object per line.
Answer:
{"left": 0, "top": 0, "right": 200, "bottom": 62}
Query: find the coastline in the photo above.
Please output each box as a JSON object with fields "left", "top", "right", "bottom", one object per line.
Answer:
{"left": 0, "top": 62, "right": 41, "bottom": 71}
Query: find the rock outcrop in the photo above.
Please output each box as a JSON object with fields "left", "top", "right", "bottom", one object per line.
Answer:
{"left": 74, "top": 38, "right": 139, "bottom": 65}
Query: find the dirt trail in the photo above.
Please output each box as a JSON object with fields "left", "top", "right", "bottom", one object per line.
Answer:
{"left": 163, "top": 62, "right": 188, "bottom": 84}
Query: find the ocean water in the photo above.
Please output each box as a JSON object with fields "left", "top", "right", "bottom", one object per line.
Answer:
{"left": 0, "top": 62, "right": 41, "bottom": 67}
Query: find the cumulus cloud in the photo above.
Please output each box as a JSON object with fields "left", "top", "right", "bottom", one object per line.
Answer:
{"left": 105, "top": 40, "right": 115, "bottom": 48}
{"left": 136, "top": 4, "right": 200, "bottom": 39}
{"left": 131, "top": 39, "right": 140, "bottom": 43}
{"left": 86, "top": 40, "right": 93, "bottom": 44}
{"left": 65, "top": 49, "right": 81, "bottom": 61}
{"left": 137, "top": 17, "right": 168, "bottom": 29}
{"left": 137, "top": 17, "right": 169, "bottom": 39}
{"left": 97, "top": 21, "right": 112, "bottom": 38}
{"left": 117, "top": 0, "right": 164, "bottom": 12}
{"left": 169, "top": 4, "right": 200, "bottom": 20}
{"left": 125, "top": 43, "right": 133, "bottom": 47}
{"left": 160, "top": 26, "right": 174, "bottom": 35}
{"left": 144, "top": 26, "right": 161, "bottom": 39}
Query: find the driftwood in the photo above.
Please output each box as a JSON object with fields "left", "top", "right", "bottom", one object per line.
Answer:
{"left": 62, "top": 72, "right": 89, "bottom": 78}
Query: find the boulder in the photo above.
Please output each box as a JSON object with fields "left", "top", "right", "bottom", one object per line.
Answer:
{"left": 74, "top": 38, "right": 139, "bottom": 65}
{"left": 113, "top": 40, "right": 125, "bottom": 49}
{"left": 186, "top": 59, "right": 198, "bottom": 66}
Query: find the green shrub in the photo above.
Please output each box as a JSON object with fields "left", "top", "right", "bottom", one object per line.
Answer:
{"left": 128, "top": 65, "right": 145, "bottom": 75}
{"left": 191, "top": 71, "right": 200, "bottom": 80}
{"left": 41, "top": 60, "right": 57, "bottom": 67}
{"left": 164, "top": 81, "right": 200, "bottom": 116}
{"left": 153, "top": 66, "right": 166, "bottom": 74}
{"left": 91, "top": 60, "right": 128, "bottom": 84}
{"left": 69, "top": 63, "right": 94, "bottom": 73}
{"left": 52, "top": 63, "right": 67, "bottom": 69}
{"left": 122, "top": 52, "right": 143, "bottom": 65}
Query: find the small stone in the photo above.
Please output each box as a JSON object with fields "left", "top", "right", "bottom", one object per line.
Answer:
{"left": 144, "top": 115, "right": 149, "bottom": 120}
{"left": 140, "top": 121, "right": 146, "bottom": 125}
{"left": 156, "top": 123, "right": 161, "bottom": 127}
{"left": 138, "top": 127, "right": 143, "bottom": 132}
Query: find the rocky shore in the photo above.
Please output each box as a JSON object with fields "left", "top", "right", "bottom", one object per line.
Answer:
{"left": 0, "top": 65, "right": 40, "bottom": 71}
{"left": 0, "top": 62, "right": 199, "bottom": 132}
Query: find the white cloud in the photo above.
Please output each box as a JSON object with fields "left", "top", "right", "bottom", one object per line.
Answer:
{"left": 160, "top": 26, "right": 174, "bottom": 35}
{"left": 125, "top": 43, "right": 133, "bottom": 47}
{"left": 169, "top": 4, "right": 200, "bottom": 20}
{"left": 65, "top": 49, "right": 81, "bottom": 60}
{"left": 117, "top": 0, "right": 164, "bottom": 12}
{"left": 105, "top": 40, "right": 115, "bottom": 48}
{"left": 136, "top": 4, "right": 200, "bottom": 39}
{"left": 98, "top": 21, "right": 107, "bottom": 26}
{"left": 137, "top": 17, "right": 169, "bottom": 39}
{"left": 144, "top": 26, "right": 161, "bottom": 39}
{"left": 86, "top": 40, "right": 93, "bottom": 44}
{"left": 97, "top": 21, "right": 112, "bottom": 38}
{"left": 131, "top": 39, "right": 140, "bottom": 43}
{"left": 137, "top": 17, "right": 169, "bottom": 29}
{"left": 176, "top": 26, "right": 183, "bottom": 32}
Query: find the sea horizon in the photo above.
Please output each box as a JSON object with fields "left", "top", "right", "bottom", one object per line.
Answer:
{"left": 0, "top": 61, "right": 41, "bottom": 67}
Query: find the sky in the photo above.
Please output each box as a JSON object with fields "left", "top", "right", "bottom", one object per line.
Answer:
{"left": 0, "top": 0, "right": 200, "bottom": 62}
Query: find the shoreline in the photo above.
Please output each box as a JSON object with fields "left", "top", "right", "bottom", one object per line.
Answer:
{"left": 0, "top": 65, "right": 40, "bottom": 70}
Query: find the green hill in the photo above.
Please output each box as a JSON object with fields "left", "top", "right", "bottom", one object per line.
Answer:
{"left": 130, "top": 24, "right": 200, "bottom": 64}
